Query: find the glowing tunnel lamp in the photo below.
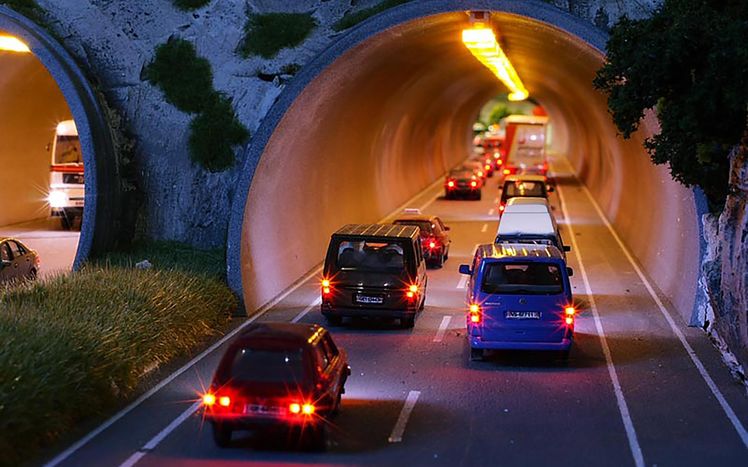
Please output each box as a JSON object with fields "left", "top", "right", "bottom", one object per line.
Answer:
{"left": 0, "top": 35, "right": 30, "bottom": 53}
{"left": 461, "top": 26, "right": 528, "bottom": 101}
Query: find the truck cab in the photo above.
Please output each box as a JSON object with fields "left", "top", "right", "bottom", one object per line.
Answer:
{"left": 48, "top": 120, "right": 84, "bottom": 230}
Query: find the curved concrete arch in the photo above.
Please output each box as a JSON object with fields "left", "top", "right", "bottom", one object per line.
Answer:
{"left": 0, "top": 6, "right": 119, "bottom": 268}
{"left": 228, "top": 0, "right": 704, "bottom": 323}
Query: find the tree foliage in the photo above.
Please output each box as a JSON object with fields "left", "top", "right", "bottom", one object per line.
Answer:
{"left": 593, "top": 0, "right": 748, "bottom": 208}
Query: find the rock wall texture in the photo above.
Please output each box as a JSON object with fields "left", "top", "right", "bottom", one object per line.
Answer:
{"left": 25, "top": 0, "right": 658, "bottom": 247}
{"left": 697, "top": 136, "right": 748, "bottom": 378}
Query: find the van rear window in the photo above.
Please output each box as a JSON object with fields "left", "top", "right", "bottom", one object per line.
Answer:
{"left": 336, "top": 240, "right": 407, "bottom": 272}
{"left": 481, "top": 262, "right": 562, "bottom": 295}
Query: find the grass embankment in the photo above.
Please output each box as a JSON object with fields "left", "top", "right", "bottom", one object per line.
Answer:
{"left": 0, "top": 242, "right": 237, "bottom": 466}
{"left": 332, "top": 0, "right": 411, "bottom": 32}
{"left": 238, "top": 12, "right": 317, "bottom": 59}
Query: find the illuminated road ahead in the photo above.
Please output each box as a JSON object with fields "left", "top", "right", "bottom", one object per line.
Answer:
{"left": 0, "top": 218, "right": 78, "bottom": 278}
{"left": 45, "top": 156, "right": 748, "bottom": 467}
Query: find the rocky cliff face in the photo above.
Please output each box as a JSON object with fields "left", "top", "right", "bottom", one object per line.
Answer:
{"left": 697, "top": 138, "right": 748, "bottom": 380}
{"left": 28, "top": 0, "right": 657, "bottom": 247}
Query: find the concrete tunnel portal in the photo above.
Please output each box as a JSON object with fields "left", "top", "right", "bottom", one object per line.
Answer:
{"left": 229, "top": 2, "right": 705, "bottom": 325}
{"left": 0, "top": 6, "right": 119, "bottom": 274}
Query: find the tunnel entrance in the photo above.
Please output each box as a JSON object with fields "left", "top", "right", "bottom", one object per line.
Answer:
{"left": 0, "top": 40, "right": 81, "bottom": 278}
{"left": 1, "top": 6, "right": 120, "bottom": 274}
{"left": 228, "top": 1, "right": 704, "bottom": 324}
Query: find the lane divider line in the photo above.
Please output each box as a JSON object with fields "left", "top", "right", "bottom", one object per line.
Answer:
{"left": 456, "top": 275, "right": 469, "bottom": 290}
{"left": 493, "top": 197, "right": 499, "bottom": 204}
{"left": 291, "top": 297, "right": 322, "bottom": 323}
{"left": 118, "top": 402, "right": 201, "bottom": 467}
{"left": 570, "top": 163, "right": 748, "bottom": 450}
{"left": 481, "top": 223, "right": 488, "bottom": 233}
{"left": 555, "top": 167, "right": 645, "bottom": 467}
{"left": 488, "top": 208, "right": 495, "bottom": 216}
{"left": 53, "top": 180, "right": 450, "bottom": 467}
{"left": 433, "top": 315, "right": 452, "bottom": 343}
{"left": 388, "top": 391, "right": 421, "bottom": 443}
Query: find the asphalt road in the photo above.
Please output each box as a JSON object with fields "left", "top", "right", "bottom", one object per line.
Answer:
{"left": 43, "top": 156, "right": 748, "bottom": 467}
{"left": 0, "top": 217, "right": 78, "bottom": 278}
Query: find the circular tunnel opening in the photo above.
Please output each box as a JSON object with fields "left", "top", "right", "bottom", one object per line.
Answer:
{"left": 0, "top": 35, "right": 82, "bottom": 279}
{"left": 0, "top": 6, "right": 120, "bottom": 278}
{"left": 230, "top": 2, "right": 703, "bottom": 323}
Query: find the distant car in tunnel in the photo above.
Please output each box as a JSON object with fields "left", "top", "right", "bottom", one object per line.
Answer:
{"left": 393, "top": 209, "right": 451, "bottom": 268}
{"left": 459, "top": 243, "right": 575, "bottom": 361}
{"left": 0, "top": 237, "right": 39, "bottom": 284}
{"left": 498, "top": 175, "right": 552, "bottom": 214}
{"left": 201, "top": 322, "right": 349, "bottom": 450}
{"left": 465, "top": 159, "right": 487, "bottom": 180}
{"left": 48, "top": 120, "right": 84, "bottom": 230}
{"left": 320, "top": 224, "right": 427, "bottom": 328}
{"left": 445, "top": 166, "right": 483, "bottom": 200}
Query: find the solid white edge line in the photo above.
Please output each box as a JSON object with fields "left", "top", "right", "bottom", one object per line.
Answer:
{"left": 388, "top": 390, "right": 421, "bottom": 443}
{"left": 118, "top": 402, "right": 201, "bottom": 467}
{"left": 50, "top": 177, "right": 448, "bottom": 467}
{"left": 570, "top": 163, "right": 748, "bottom": 450}
{"left": 554, "top": 164, "right": 645, "bottom": 467}
{"left": 433, "top": 315, "right": 452, "bottom": 343}
{"left": 481, "top": 223, "right": 488, "bottom": 233}
{"left": 291, "top": 297, "right": 322, "bottom": 323}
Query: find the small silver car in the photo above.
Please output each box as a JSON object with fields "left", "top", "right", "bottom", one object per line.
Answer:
{"left": 0, "top": 237, "right": 40, "bottom": 284}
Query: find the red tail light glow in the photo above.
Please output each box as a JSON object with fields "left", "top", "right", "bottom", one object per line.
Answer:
{"left": 429, "top": 241, "right": 437, "bottom": 249}
{"left": 289, "top": 402, "right": 315, "bottom": 415}
{"left": 202, "top": 393, "right": 216, "bottom": 406}
{"left": 565, "top": 306, "right": 575, "bottom": 325}
{"left": 406, "top": 284, "right": 419, "bottom": 298}
{"left": 499, "top": 204, "right": 505, "bottom": 212}
{"left": 218, "top": 396, "right": 231, "bottom": 407}
{"left": 470, "top": 181, "right": 477, "bottom": 187}
{"left": 478, "top": 170, "right": 484, "bottom": 177}
{"left": 469, "top": 304, "right": 481, "bottom": 323}
{"left": 485, "top": 164, "right": 491, "bottom": 170}
{"left": 497, "top": 159, "right": 503, "bottom": 165}
{"left": 447, "top": 180, "right": 455, "bottom": 188}
{"left": 503, "top": 169, "right": 510, "bottom": 175}
{"left": 322, "top": 279, "right": 331, "bottom": 295}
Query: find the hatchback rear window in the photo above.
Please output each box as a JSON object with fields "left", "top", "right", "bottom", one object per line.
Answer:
{"left": 504, "top": 181, "right": 546, "bottom": 198}
{"left": 481, "top": 262, "right": 563, "bottom": 295}
{"left": 229, "top": 348, "right": 307, "bottom": 383}
{"left": 336, "top": 240, "right": 407, "bottom": 272}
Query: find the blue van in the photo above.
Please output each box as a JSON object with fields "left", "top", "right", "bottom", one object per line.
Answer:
{"left": 458, "top": 243, "right": 576, "bottom": 361}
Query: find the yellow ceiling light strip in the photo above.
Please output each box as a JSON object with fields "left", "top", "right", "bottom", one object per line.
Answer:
{"left": 0, "top": 35, "right": 31, "bottom": 53}
{"left": 462, "top": 25, "right": 528, "bottom": 101}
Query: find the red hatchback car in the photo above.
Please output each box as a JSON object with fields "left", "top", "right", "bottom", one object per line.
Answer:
{"left": 202, "top": 322, "right": 350, "bottom": 450}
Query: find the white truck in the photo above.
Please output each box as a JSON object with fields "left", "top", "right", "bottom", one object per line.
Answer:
{"left": 502, "top": 115, "right": 549, "bottom": 177}
{"left": 48, "top": 119, "right": 84, "bottom": 230}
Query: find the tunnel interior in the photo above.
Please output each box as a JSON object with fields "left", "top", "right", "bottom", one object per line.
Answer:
{"left": 237, "top": 8, "right": 705, "bottom": 323}
{"left": 238, "top": 10, "right": 701, "bottom": 322}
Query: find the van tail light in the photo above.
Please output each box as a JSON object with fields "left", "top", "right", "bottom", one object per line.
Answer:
{"left": 406, "top": 284, "right": 419, "bottom": 299}
{"left": 321, "top": 279, "right": 331, "bottom": 295}
{"left": 202, "top": 393, "right": 216, "bottom": 406}
{"left": 564, "top": 306, "right": 575, "bottom": 325}
{"left": 469, "top": 304, "right": 481, "bottom": 323}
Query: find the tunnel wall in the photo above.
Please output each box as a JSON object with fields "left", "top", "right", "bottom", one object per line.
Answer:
{"left": 0, "top": 7, "right": 119, "bottom": 267}
{"left": 0, "top": 53, "right": 72, "bottom": 227}
{"left": 228, "top": 0, "right": 704, "bottom": 323}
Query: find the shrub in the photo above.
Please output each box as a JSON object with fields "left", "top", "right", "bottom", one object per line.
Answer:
{"left": 172, "top": 0, "right": 210, "bottom": 10}
{"left": 593, "top": 0, "right": 748, "bottom": 209}
{"left": 144, "top": 38, "right": 214, "bottom": 114}
{"left": 188, "top": 94, "right": 249, "bottom": 172}
{"left": 332, "top": 0, "right": 410, "bottom": 32}
{"left": 145, "top": 38, "right": 249, "bottom": 171}
{"left": 0, "top": 245, "right": 236, "bottom": 466}
{"left": 238, "top": 12, "right": 317, "bottom": 59}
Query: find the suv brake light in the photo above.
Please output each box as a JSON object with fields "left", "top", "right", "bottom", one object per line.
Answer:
{"left": 469, "top": 304, "right": 481, "bottom": 323}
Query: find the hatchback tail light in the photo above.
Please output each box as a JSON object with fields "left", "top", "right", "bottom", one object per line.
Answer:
{"left": 289, "top": 402, "right": 315, "bottom": 416}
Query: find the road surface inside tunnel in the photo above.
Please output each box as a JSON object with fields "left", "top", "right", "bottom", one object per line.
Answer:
{"left": 45, "top": 154, "right": 748, "bottom": 467}
{"left": 0, "top": 218, "right": 78, "bottom": 279}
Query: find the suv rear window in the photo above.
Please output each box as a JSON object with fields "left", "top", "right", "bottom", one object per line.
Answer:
{"left": 504, "top": 181, "right": 546, "bottom": 198}
{"left": 229, "top": 348, "right": 307, "bottom": 383}
{"left": 481, "top": 262, "right": 562, "bottom": 295}
{"left": 336, "top": 240, "right": 407, "bottom": 272}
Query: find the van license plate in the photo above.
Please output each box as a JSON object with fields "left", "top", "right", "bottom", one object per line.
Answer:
{"left": 506, "top": 311, "right": 541, "bottom": 319}
{"left": 355, "top": 294, "right": 384, "bottom": 304}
